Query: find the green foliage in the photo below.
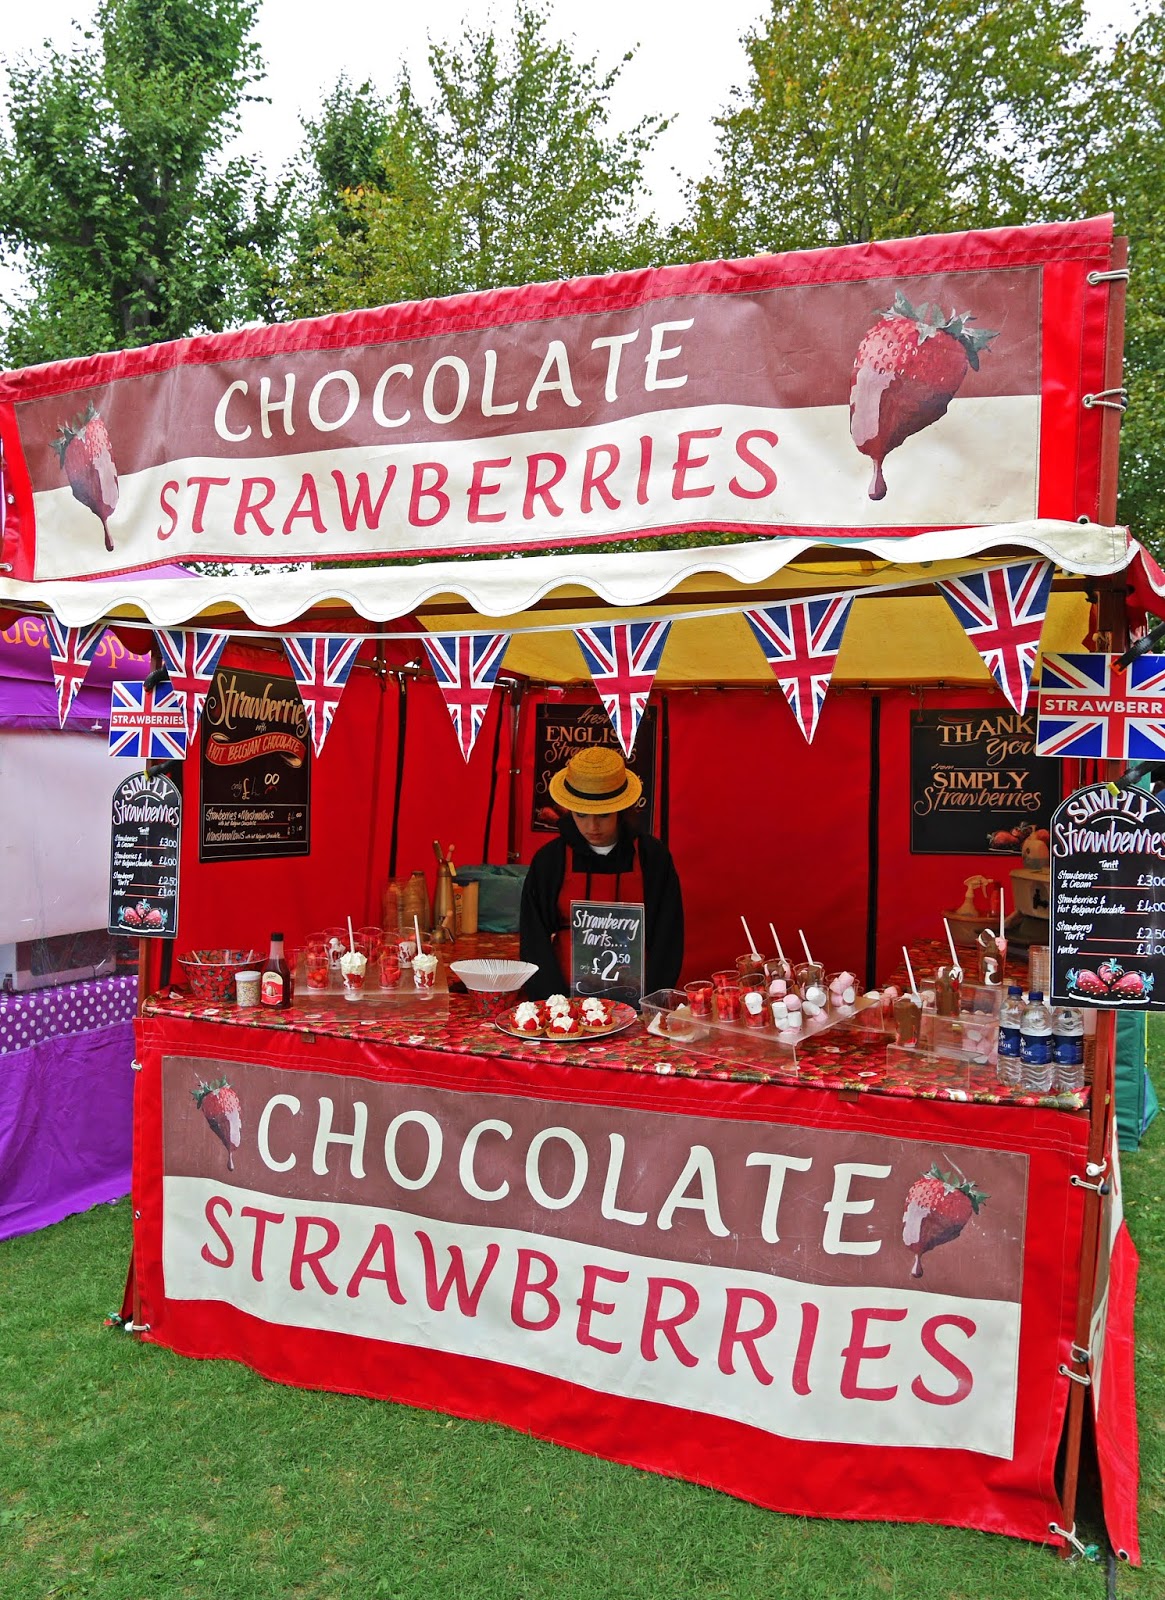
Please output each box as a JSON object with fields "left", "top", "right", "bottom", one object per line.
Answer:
{"left": 682, "top": 0, "right": 1095, "bottom": 258}
{"left": 278, "top": 4, "right": 667, "bottom": 318}
{"left": 0, "top": 0, "right": 266, "bottom": 363}
{"left": 1074, "top": 8, "right": 1165, "bottom": 551}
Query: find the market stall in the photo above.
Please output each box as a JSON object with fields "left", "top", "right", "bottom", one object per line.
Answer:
{"left": 0, "top": 215, "right": 1143, "bottom": 1558}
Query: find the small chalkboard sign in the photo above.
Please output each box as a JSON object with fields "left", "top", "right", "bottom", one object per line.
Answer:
{"left": 1050, "top": 782, "right": 1165, "bottom": 1010}
{"left": 570, "top": 899, "right": 646, "bottom": 1006}
{"left": 108, "top": 771, "right": 182, "bottom": 937}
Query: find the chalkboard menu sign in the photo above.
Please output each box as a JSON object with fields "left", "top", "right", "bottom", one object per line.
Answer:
{"left": 532, "top": 704, "right": 656, "bottom": 833}
{"left": 108, "top": 771, "right": 181, "bottom": 937}
{"left": 1050, "top": 782, "right": 1165, "bottom": 1011}
{"left": 570, "top": 899, "right": 646, "bottom": 1006}
{"left": 199, "top": 666, "right": 311, "bottom": 862}
{"left": 911, "top": 708, "right": 1059, "bottom": 855}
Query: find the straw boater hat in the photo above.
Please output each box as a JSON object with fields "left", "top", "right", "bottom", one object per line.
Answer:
{"left": 548, "top": 747, "right": 642, "bottom": 814}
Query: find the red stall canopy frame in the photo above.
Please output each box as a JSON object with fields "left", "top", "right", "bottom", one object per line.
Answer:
{"left": 0, "top": 215, "right": 1143, "bottom": 1559}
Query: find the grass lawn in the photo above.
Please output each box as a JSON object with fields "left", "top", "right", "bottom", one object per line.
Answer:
{"left": 1, "top": 1042, "right": 1162, "bottom": 1600}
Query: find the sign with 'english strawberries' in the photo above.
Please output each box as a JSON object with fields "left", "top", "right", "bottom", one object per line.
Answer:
{"left": 1050, "top": 782, "right": 1165, "bottom": 1010}
{"left": 0, "top": 218, "right": 1117, "bottom": 581}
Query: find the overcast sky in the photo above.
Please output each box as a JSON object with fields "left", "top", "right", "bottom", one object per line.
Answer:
{"left": 1, "top": 0, "right": 1146, "bottom": 227}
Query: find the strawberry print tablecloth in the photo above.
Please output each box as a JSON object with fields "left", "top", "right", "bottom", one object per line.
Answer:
{"left": 143, "top": 971, "right": 1085, "bottom": 1114}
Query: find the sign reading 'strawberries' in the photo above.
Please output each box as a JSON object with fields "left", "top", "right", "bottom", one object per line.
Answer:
{"left": 108, "top": 770, "right": 181, "bottom": 936}
{"left": 1049, "top": 781, "right": 1165, "bottom": 1010}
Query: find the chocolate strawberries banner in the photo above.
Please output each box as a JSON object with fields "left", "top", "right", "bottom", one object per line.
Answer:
{"left": 0, "top": 218, "right": 1117, "bottom": 581}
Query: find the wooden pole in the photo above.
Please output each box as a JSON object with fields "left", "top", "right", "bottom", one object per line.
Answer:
{"left": 1055, "top": 234, "right": 1129, "bottom": 1540}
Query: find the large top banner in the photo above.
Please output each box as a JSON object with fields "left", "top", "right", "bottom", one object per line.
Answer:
{"left": 0, "top": 217, "right": 1116, "bottom": 581}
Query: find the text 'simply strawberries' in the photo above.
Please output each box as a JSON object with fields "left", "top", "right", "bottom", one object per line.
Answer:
{"left": 849, "top": 291, "right": 998, "bottom": 501}
{"left": 902, "top": 1161, "right": 987, "bottom": 1279}
{"left": 193, "top": 1077, "right": 243, "bottom": 1171}
{"left": 51, "top": 402, "right": 119, "bottom": 552}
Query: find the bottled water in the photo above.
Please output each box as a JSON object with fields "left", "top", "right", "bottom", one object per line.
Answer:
{"left": 997, "top": 986, "right": 1025, "bottom": 1087}
{"left": 1020, "top": 992, "right": 1054, "bottom": 1093}
{"left": 1052, "top": 1007, "right": 1086, "bottom": 1093}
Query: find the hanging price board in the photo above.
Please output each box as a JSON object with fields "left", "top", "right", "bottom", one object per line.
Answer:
{"left": 1049, "top": 782, "right": 1165, "bottom": 1010}
{"left": 108, "top": 771, "right": 181, "bottom": 937}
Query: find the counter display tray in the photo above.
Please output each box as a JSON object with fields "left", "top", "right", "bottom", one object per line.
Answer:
{"left": 291, "top": 962, "right": 449, "bottom": 1013}
{"left": 639, "top": 987, "right": 885, "bottom": 1064}
{"left": 495, "top": 1001, "right": 638, "bottom": 1042}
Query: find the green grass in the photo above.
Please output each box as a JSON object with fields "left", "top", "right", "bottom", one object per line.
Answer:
{"left": 2, "top": 1043, "right": 1163, "bottom": 1600}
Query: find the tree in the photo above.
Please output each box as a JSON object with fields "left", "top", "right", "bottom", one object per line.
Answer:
{"left": 279, "top": 4, "right": 667, "bottom": 317}
{"left": 1075, "top": 7, "right": 1165, "bottom": 548}
{"left": 0, "top": 0, "right": 266, "bottom": 364}
{"left": 684, "top": 0, "right": 1095, "bottom": 258}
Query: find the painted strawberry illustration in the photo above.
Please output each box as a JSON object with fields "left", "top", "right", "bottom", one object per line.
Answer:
{"left": 193, "top": 1077, "right": 243, "bottom": 1171}
{"left": 1067, "top": 968, "right": 1106, "bottom": 999}
{"left": 850, "top": 291, "right": 998, "bottom": 500}
{"left": 1097, "top": 960, "right": 1121, "bottom": 987}
{"left": 1112, "top": 970, "right": 1153, "bottom": 1000}
{"left": 51, "top": 402, "right": 119, "bottom": 552}
{"left": 902, "top": 1162, "right": 987, "bottom": 1279}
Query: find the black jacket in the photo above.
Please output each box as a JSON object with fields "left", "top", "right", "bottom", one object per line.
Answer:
{"left": 519, "top": 815, "right": 684, "bottom": 999}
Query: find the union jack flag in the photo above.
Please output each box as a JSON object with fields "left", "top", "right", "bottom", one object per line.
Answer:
{"left": 108, "top": 680, "right": 188, "bottom": 760}
{"left": 936, "top": 560, "right": 1052, "bottom": 714}
{"left": 282, "top": 635, "right": 362, "bottom": 756}
{"left": 43, "top": 616, "right": 106, "bottom": 727}
{"left": 155, "top": 628, "right": 229, "bottom": 741}
{"left": 421, "top": 632, "right": 510, "bottom": 761}
{"left": 573, "top": 620, "right": 671, "bottom": 758}
{"left": 743, "top": 595, "right": 853, "bottom": 743}
{"left": 1037, "top": 653, "right": 1165, "bottom": 760}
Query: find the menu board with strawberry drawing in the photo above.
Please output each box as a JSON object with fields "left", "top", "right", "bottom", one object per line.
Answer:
{"left": 1050, "top": 782, "right": 1165, "bottom": 1010}
{"left": 108, "top": 770, "right": 181, "bottom": 938}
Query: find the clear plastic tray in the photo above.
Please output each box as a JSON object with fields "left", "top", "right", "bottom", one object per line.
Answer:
{"left": 640, "top": 987, "right": 885, "bottom": 1066}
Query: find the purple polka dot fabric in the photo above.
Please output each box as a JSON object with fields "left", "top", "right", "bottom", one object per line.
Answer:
{"left": 0, "top": 974, "right": 137, "bottom": 1054}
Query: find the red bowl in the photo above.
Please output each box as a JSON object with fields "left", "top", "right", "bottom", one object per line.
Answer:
{"left": 177, "top": 948, "right": 260, "bottom": 1003}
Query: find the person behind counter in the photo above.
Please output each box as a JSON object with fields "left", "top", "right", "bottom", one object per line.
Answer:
{"left": 519, "top": 746, "right": 683, "bottom": 1000}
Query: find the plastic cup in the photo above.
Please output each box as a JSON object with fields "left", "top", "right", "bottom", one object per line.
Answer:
{"left": 412, "top": 952, "right": 438, "bottom": 990}
{"left": 397, "top": 937, "right": 419, "bottom": 966}
{"left": 742, "top": 988, "right": 769, "bottom": 1028}
{"left": 304, "top": 938, "right": 330, "bottom": 993}
{"left": 1029, "top": 944, "right": 1051, "bottom": 996}
{"left": 764, "top": 957, "right": 794, "bottom": 995}
{"left": 736, "top": 952, "right": 764, "bottom": 979}
{"left": 714, "top": 983, "right": 741, "bottom": 1021}
{"left": 684, "top": 980, "right": 713, "bottom": 1017}
{"left": 712, "top": 968, "right": 740, "bottom": 990}
{"left": 894, "top": 994, "right": 921, "bottom": 1046}
{"left": 378, "top": 947, "right": 402, "bottom": 988}
{"left": 357, "top": 925, "right": 383, "bottom": 962}
{"left": 340, "top": 952, "right": 367, "bottom": 1000}
{"left": 935, "top": 963, "right": 962, "bottom": 1017}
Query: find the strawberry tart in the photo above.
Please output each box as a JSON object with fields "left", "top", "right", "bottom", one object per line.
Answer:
{"left": 509, "top": 1001, "right": 545, "bottom": 1036}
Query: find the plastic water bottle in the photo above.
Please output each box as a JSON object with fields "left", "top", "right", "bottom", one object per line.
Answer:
{"left": 1052, "top": 1007, "right": 1086, "bottom": 1092}
{"left": 997, "top": 986, "right": 1025, "bottom": 1086}
{"left": 1019, "top": 991, "right": 1054, "bottom": 1093}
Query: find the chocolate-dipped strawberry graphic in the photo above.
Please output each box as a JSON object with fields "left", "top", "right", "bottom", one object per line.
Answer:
{"left": 850, "top": 292, "right": 998, "bottom": 500}
{"left": 193, "top": 1077, "right": 243, "bottom": 1171}
{"left": 902, "top": 1162, "right": 987, "bottom": 1279}
{"left": 1065, "top": 960, "right": 1155, "bottom": 1003}
{"left": 51, "top": 402, "right": 119, "bottom": 552}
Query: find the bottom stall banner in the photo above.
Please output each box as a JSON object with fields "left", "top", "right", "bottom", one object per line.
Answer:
{"left": 131, "top": 1021, "right": 1090, "bottom": 1542}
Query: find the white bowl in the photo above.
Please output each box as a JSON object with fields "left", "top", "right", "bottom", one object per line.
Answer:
{"left": 451, "top": 958, "right": 539, "bottom": 994}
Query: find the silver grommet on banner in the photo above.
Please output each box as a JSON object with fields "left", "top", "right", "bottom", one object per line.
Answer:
{"left": 130, "top": 1057, "right": 144, "bottom": 1072}
{"left": 1086, "top": 268, "right": 1130, "bottom": 285}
